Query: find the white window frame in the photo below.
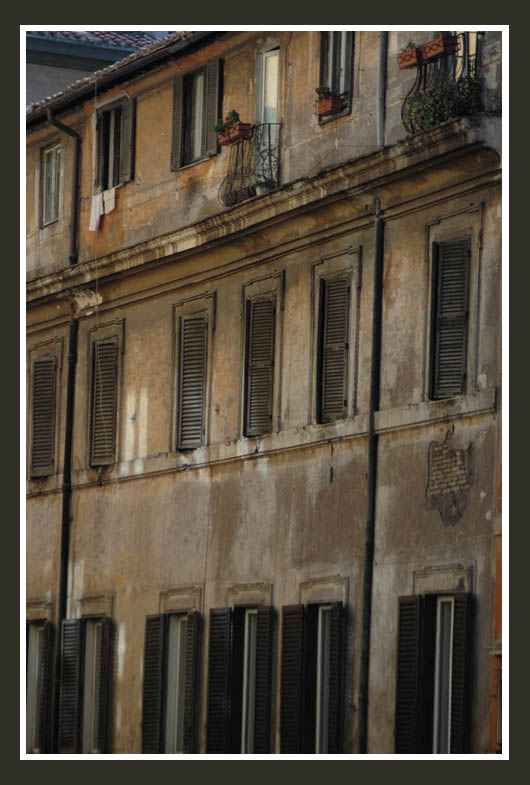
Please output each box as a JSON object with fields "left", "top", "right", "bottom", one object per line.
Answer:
{"left": 41, "top": 143, "right": 61, "bottom": 227}
{"left": 164, "top": 614, "right": 188, "bottom": 753}
{"left": 241, "top": 608, "right": 258, "bottom": 753}
{"left": 432, "top": 596, "right": 455, "bottom": 753}
{"left": 315, "top": 604, "right": 331, "bottom": 754}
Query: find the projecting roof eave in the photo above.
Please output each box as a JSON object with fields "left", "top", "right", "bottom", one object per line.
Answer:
{"left": 26, "top": 31, "right": 219, "bottom": 128}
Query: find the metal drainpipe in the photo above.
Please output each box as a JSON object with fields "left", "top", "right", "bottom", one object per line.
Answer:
{"left": 46, "top": 110, "right": 80, "bottom": 265}
{"left": 357, "top": 199, "right": 384, "bottom": 754}
{"left": 46, "top": 109, "right": 81, "bottom": 750}
{"left": 377, "top": 32, "right": 388, "bottom": 149}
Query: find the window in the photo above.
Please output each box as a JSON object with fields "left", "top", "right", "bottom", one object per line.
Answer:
{"left": 90, "top": 339, "right": 118, "bottom": 466}
{"left": 280, "top": 602, "right": 344, "bottom": 753}
{"left": 30, "top": 356, "right": 57, "bottom": 477}
{"left": 206, "top": 606, "right": 273, "bottom": 753}
{"left": 171, "top": 59, "right": 221, "bottom": 169}
{"left": 26, "top": 620, "right": 52, "bottom": 753}
{"left": 41, "top": 144, "right": 61, "bottom": 225}
{"left": 141, "top": 612, "right": 200, "bottom": 753}
{"left": 317, "top": 276, "right": 350, "bottom": 423}
{"left": 395, "top": 593, "right": 472, "bottom": 753}
{"left": 319, "top": 32, "right": 354, "bottom": 111}
{"left": 177, "top": 312, "right": 208, "bottom": 449}
{"left": 58, "top": 617, "right": 113, "bottom": 753}
{"left": 244, "top": 297, "right": 276, "bottom": 437}
{"left": 255, "top": 46, "right": 281, "bottom": 189}
{"left": 95, "top": 98, "right": 135, "bottom": 191}
{"left": 429, "top": 238, "right": 470, "bottom": 400}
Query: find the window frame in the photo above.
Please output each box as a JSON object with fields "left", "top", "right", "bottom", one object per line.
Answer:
{"left": 95, "top": 96, "right": 135, "bottom": 192}
{"left": 28, "top": 336, "right": 63, "bottom": 482}
{"left": 318, "top": 32, "right": 354, "bottom": 120}
{"left": 40, "top": 142, "right": 62, "bottom": 227}
{"left": 26, "top": 619, "right": 52, "bottom": 754}
{"left": 171, "top": 59, "right": 221, "bottom": 171}
{"left": 163, "top": 613, "right": 189, "bottom": 754}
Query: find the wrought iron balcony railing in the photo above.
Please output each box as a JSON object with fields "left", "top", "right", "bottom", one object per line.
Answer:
{"left": 218, "top": 123, "right": 281, "bottom": 207}
{"left": 402, "top": 33, "right": 482, "bottom": 135}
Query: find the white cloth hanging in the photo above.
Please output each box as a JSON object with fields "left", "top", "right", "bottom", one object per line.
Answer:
{"left": 89, "top": 192, "right": 104, "bottom": 231}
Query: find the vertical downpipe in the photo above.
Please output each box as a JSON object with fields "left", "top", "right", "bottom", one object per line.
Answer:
{"left": 358, "top": 200, "right": 384, "bottom": 754}
{"left": 377, "top": 32, "right": 388, "bottom": 149}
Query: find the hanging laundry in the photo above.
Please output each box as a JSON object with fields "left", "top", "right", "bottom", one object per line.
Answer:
{"left": 89, "top": 192, "right": 104, "bottom": 231}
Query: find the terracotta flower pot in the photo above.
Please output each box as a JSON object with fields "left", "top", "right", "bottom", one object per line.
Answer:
{"left": 422, "top": 35, "right": 457, "bottom": 61}
{"left": 397, "top": 47, "right": 422, "bottom": 69}
{"left": 317, "top": 95, "right": 344, "bottom": 117}
{"left": 217, "top": 121, "right": 252, "bottom": 145}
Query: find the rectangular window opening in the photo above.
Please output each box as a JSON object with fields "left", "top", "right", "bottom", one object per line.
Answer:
{"left": 432, "top": 597, "right": 454, "bottom": 753}
{"left": 82, "top": 619, "right": 103, "bottom": 753}
{"left": 183, "top": 70, "right": 206, "bottom": 165}
{"left": 26, "top": 622, "right": 45, "bottom": 753}
{"left": 315, "top": 605, "right": 331, "bottom": 754}
{"left": 164, "top": 615, "right": 188, "bottom": 753}
{"left": 241, "top": 609, "right": 258, "bottom": 753}
{"left": 42, "top": 145, "right": 61, "bottom": 226}
{"left": 100, "top": 106, "right": 122, "bottom": 191}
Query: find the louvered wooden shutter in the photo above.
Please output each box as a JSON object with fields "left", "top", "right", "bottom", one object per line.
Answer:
{"left": 431, "top": 239, "right": 470, "bottom": 399}
{"left": 59, "top": 619, "right": 83, "bottom": 753}
{"left": 254, "top": 606, "right": 273, "bottom": 753}
{"left": 142, "top": 614, "right": 166, "bottom": 753}
{"left": 206, "top": 608, "right": 232, "bottom": 752}
{"left": 205, "top": 59, "right": 222, "bottom": 157}
{"left": 183, "top": 611, "right": 201, "bottom": 753}
{"left": 228, "top": 607, "right": 246, "bottom": 752}
{"left": 319, "top": 277, "right": 350, "bottom": 423}
{"left": 91, "top": 340, "right": 118, "bottom": 466}
{"left": 119, "top": 98, "right": 136, "bottom": 184}
{"left": 171, "top": 78, "right": 184, "bottom": 170}
{"left": 327, "top": 601, "right": 344, "bottom": 753}
{"left": 450, "top": 593, "right": 472, "bottom": 753}
{"left": 31, "top": 357, "right": 56, "bottom": 477}
{"left": 37, "top": 620, "right": 52, "bottom": 752}
{"left": 301, "top": 604, "right": 318, "bottom": 753}
{"left": 95, "top": 114, "right": 105, "bottom": 189}
{"left": 178, "top": 313, "right": 208, "bottom": 448}
{"left": 245, "top": 298, "right": 275, "bottom": 436}
{"left": 96, "top": 617, "right": 113, "bottom": 753}
{"left": 395, "top": 596, "right": 422, "bottom": 753}
{"left": 280, "top": 605, "right": 304, "bottom": 753}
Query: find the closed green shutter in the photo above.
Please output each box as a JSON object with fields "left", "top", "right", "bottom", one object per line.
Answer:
{"left": 450, "top": 593, "right": 472, "bottom": 753}
{"left": 171, "top": 78, "right": 184, "bottom": 170}
{"left": 178, "top": 313, "right": 208, "bottom": 448}
{"left": 90, "top": 340, "right": 118, "bottom": 466}
{"left": 395, "top": 596, "right": 422, "bottom": 753}
{"left": 183, "top": 611, "right": 201, "bottom": 753}
{"left": 326, "top": 601, "right": 344, "bottom": 753}
{"left": 431, "top": 238, "right": 470, "bottom": 399}
{"left": 280, "top": 605, "right": 304, "bottom": 753}
{"left": 253, "top": 606, "right": 273, "bottom": 753}
{"left": 119, "top": 98, "right": 136, "bottom": 184}
{"left": 206, "top": 608, "right": 232, "bottom": 752}
{"left": 59, "top": 619, "right": 83, "bottom": 753}
{"left": 31, "top": 357, "right": 56, "bottom": 477}
{"left": 318, "top": 277, "right": 350, "bottom": 422}
{"left": 205, "top": 59, "right": 222, "bottom": 157}
{"left": 141, "top": 614, "right": 166, "bottom": 753}
{"left": 245, "top": 298, "right": 275, "bottom": 436}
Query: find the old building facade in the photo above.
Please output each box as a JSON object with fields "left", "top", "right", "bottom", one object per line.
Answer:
{"left": 26, "top": 30, "right": 502, "bottom": 755}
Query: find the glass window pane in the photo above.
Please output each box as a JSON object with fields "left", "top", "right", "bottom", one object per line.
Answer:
{"left": 316, "top": 606, "right": 331, "bottom": 753}
{"left": 165, "top": 615, "right": 188, "bottom": 753}
{"left": 54, "top": 148, "right": 61, "bottom": 220}
{"left": 263, "top": 51, "right": 279, "bottom": 125}
{"left": 242, "top": 610, "right": 258, "bottom": 753}
{"left": 26, "top": 623, "right": 43, "bottom": 753}
{"left": 192, "top": 72, "right": 205, "bottom": 161}
{"left": 434, "top": 599, "right": 453, "bottom": 753}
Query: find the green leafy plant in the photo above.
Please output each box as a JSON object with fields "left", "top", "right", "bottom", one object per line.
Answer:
{"left": 214, "top": 109, "right": 241, "bottom": 134}
{"left": 315, "top": 85, "right": 335, "bottom": 100}
{"left": 406, "top": 78, "right": 482, "bottom": 133}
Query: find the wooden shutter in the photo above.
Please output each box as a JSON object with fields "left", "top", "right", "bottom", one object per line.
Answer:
{"left": 301, "top": 604, "right": 318, "bottom": 753}
{"left": 395, "top": 596, "right": 422, "bottom": 753}
{"left": 171, "top": 78, "right": 184, "bottom": 170}
{"left": 178, "top": 313, "right": 208, "bottom": 448}
{"left": 37, "top": 620, "right": 52, "bottom": 753}
{"left": 90, "top": 340, "right": 118, "bottom": 466}
{"left": 59, "top": 619, "right": 83, "bottom": 753}
{"left": 327, "top": 601, "right": 344, "bottom": 753}
{"left": 206, "top": 608, "right": 232, "bottom": 752}
{"left": 431, "top": 238, "right": 470, "bottom": 399}
{"left": 205, "top": 59, "right": 221, "bottom": 157}
{"left": 450, "top": 593, "right": 472, "bottom": 753}
{"left": 280, "top": 605, "right": 304, "bottom": 753}
{"left": 183, "top": 611, "right": 201, "bottom": 753}
{"left": 319, "top": 277, "right": 350, "bottom": 423}
{"left": 228, "top": 607, "right": 246, "bottom": 752}
{"left": 31, "top": 357, "right": 56, "bottom": 477}
{"left": 119, "top": 98, "right": 136, "bottom": 184}
{"left": 245, "top": 298, "right": 275, "bottom": 436}
{"left": 96, "top": 617, "right": 113, "bottom": 753}
{"left": 253, "top": 606, "right": 273, "bottom": 753}
{"left": 142, "top": 614, "right": 166, "bottom": 753}
{"left": 95, "top": 113, "right": 105, "bottom": 189}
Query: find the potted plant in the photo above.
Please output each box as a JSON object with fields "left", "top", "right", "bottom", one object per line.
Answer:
{"left": 215, "top": 110, "right": 252, "bottom": 145}
{"left": 397, "top": 40, "right": 422, "bottom": 69}
{"left": 422, "top": 33, "right": 458, "bottom": 61}
{"left": 315, "top": 86, "right": 343, "bottom": 117}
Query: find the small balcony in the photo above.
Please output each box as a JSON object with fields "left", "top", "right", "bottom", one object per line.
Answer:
{"left": 401, "top": 33, "right": 482, "bottom": 135}
{"left": 218, "top": 123, "right": 281, "bottom": 207}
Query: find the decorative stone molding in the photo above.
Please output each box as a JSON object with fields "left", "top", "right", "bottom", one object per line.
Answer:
{"left": 76, "top": 592, "right": 114, "bottom": 618}
{"left": 26, "top": 599, "right": 53, "bottom": 621}
{"left": 299, "top": 575, "right": 348, "bottom": 605}
{"left": 159, "top": 585, "right": 202, "bottom": 614}
{"left": 226, "top": 582, "right": 272, "bottom": 608}
{"left": 413, "top": 562, "right": 474, "bottom": 595}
